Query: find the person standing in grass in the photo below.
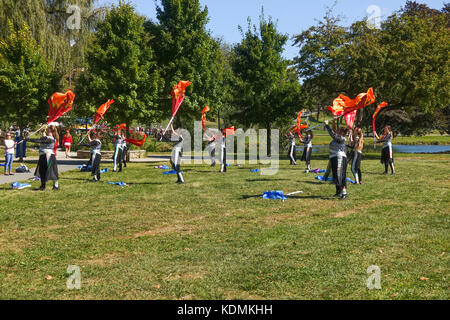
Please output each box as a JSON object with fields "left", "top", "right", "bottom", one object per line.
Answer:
{"left": 4, "top": 132, "right": 16, "bottom": 176}
{"left": 80, "top": 131, "right": 103, "bottom": 182}
{"left": 324, "top": 119, "right": 348, "bottom": 200}
{"left": 374, "top": 125, "right": 395, "bottom": 175}
{"left": 286, "top": 131, "right": 297, "bottom": 166}
{"left": 204, "top": 130, "right": 217, "bottom": 167}
{"left": 121, "top": 138, "right": 128, "bottom": 169}
{"left": 109, "top": 129, "right": 125, "bottom": 172}
{"left": 300, "top": 129, "right": 314, "bottom": 172}
{"left": 62, "top": 130, "right": 73, "bottom": 159}
{"left": 28, "top": 127, "right": 60, "bottom": 191}
{"left": 170, "top": 123, "right": 185, "bottom": 184}
{"left": 349, "top": 127, "right": 364, "bottom": 184}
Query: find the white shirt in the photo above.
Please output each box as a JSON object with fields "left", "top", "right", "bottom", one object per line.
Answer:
{"left": 4, "top": 139, "right": 14, "bottom": 155}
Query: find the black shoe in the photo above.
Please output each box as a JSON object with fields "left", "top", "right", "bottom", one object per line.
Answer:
{"left": 340, "top": 194, "right": 347, "bottom": 200}
{"left": 391, "top": 172, "right": 395, "bottom": 176}
{"left": 382, "top": 172, "right": 388, "bottom": 175}
{"left": 334, "top": 193, "right": 340, "bottom": 197}
{"left": 39, "top": 185, "right": 46, "bottom": 191}
{"left": 53, "top": 186, "right": 60, "bottom": 191}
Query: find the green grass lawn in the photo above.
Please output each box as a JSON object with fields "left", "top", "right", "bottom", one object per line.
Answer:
{"left": 0, "top": 154, "right": 448, "bottom": 300}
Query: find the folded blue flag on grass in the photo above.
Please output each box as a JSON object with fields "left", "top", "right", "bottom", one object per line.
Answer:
{"left": 107, "top": 182, "right": 128, "bottom": 187}
{"left": 163, "top": 170, "right": 184, "bottom": 175}
{"left": 312, "top": 168, "right": 326, "bottom": 174}
{"left": 250, "top": 169, "right": 259, "bottom": 173}
{"left": 0, "top": 163, "right": 5, "bottom": 167}
{"left": 261, "top": 191, "right": 287, "bottom": 201}
{"left": 100, "top": 168, "right": 109, "bottom": 174}
{"left": 11, "top": 182, "right": 31, "bottom": 190}
{"left": 346, "top": 178, "right": 357, "bottom": 184}
{"left": 315, "top": 175, "right": 333, "bottom": 182}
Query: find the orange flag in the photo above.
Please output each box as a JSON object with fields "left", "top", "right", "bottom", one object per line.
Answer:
{"left": 328, "top": 88, "right": 375, "bottom": 116}
{"left": 94, "top": 99, "right": 114, "bottom": 125}
{"left": 201, "top": 105, "right": 210, "bottom": 131}
{"left": 372, "top": 102, "right": 388, "bottom": 133}
{"left": 171, "top": 81, "right": 191, "bottom": 116}
{"left": 296, "top": 111, "right": 309, "bottom": 139}
{"left": 47, "top": 90, "right": 75, "bottom": 124}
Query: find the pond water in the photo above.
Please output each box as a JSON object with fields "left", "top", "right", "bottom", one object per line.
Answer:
{"left": 297, "top": 145, "right": 450, "bottom": 154}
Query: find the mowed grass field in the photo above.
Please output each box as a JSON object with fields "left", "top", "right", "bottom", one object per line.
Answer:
{"left": 0, "top": 153, "right": 448, "bottom": 300}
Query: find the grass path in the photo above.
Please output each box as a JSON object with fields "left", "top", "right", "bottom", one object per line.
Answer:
{"left": 0, "top": 154, "right": 448, "bottom": 299}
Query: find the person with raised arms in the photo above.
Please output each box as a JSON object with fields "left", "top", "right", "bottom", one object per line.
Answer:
{"left": 324, "top": 119, "right": 349, "bottom": 200}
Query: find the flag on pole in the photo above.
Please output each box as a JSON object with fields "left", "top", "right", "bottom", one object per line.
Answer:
{"left": 328, "top": 88, "right": 375, "bottom": 116}
{"left": 94, "top": 99, "right": 114, "bottom": 125}
{"left": 47, "top": 90, "right": 75, "bottom": 124}
{"left": 344, "top": 110, "right": 357, "bottom": 129}
{"left": 201, "top": 105, "right": 210, "bottom": 131}
{"left": 372, "top": 102, "right": 388, "bottom": 133}
{"left": 171, "top": 81, "right": 191, "bottom": 117}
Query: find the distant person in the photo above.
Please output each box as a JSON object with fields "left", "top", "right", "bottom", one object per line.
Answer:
{"left": 286, "top": 131, "right": 297, "bottom": 166}
{"left": 14, "top": 126, "right": 26, "bottom": 161}
{"left": 28, "top": 126, "right": 60, "bottom": 191}
{"left": 80, "top": 131, "right": 103, "bottom": 182}
{"left": 4, "top": 132, "right": 16, "bottom": 176}
{"left": 62, "top": 130, "right": 73, "bottom": 158}
{"left": 300, "top": 129, "right": 314, "bottom": 172}
{"left": 109, "top": 129, "right": 125, "bottom": 172}
{"left": 204, "top": 130, "right": 218, "bottom": 167}
{"left": 169, "top": 123, "right": 185, "bottom": 184}
{"left": 349, "top": 127, "right": 364, "bottom": 184}
{"left": 324, "top": 119, "right": 349, "bottom": 200}
{"left": 374, "top": 125, "right": 395, "bottom": 175}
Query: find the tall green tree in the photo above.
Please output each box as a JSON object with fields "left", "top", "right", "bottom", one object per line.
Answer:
{"left": 76, "top": 3, "right": 163, "bottom": 131}
{"left": 145, "top": 0, "right": 230, "bottom": 122}
{"left": 293, "top": 1, "right": 450, "bottom": 135}
{"left": 0, "top": 23, "right": 54, "bottom": 128}
{"left": 0, "top": 0, "right": 103, "bottom": 87}
{"left": 232, "top": 11, "right": 302, "bottom": 153}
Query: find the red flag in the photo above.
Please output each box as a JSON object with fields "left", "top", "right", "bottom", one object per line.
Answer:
{"left": 328, "top": 88, "right": 375, "bottom": 116}
{"left": 224, "top": 126, "right": 236, "bottom": 137}
{"left": 372, "top": 102, "right": 388, "bottom": 133}
{"left": 47, "top": 90, "right": 75, "bottom": 124}
{"left": 344, "top": 111, "right": 357, "bottom": 129}
{"left": 171, "top": 81, "right": 191, "bottom": 117}
{"left": 296, "top": 111, "right": 309, "bottom": 139}
{"left": 94, "top": 99, "right": 114, "bottom": 125}
{"left": 116, "top": 123, "right": 127, "bottom": 131}
{"left": 125, "top": 134, "right": 147, "bottom": 147}
{"left": 201, "top": 105, "right": 210, "bottom": 131}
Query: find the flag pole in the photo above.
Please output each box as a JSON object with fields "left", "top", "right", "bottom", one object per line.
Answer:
{"left": 16, "top": 123, "right": 47, "bottom": 146}
{"left": 160, "top": 116, "right": 175, "bottom": 141}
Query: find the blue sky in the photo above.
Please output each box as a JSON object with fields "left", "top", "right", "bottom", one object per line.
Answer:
{"left": 99, "top": 0, "right": 446, "bottom": 60}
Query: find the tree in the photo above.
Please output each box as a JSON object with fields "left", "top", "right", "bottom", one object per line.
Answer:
{"left": 0, "top": 0, "right": 103, "bottom": 87}
{"left": 293, "top": 1, "right": 450, "bottom": 135}
{"left": 145, "top": 0, "right": 230, "bottom": 122}
{"left": 231, "top": 11, "right": 302, "bottom": 154}
{"left": 0, "top": 23, "right": 54, "bottom": 128}
{"left": 76, "top": 3, "right": 163, "bottom": 133}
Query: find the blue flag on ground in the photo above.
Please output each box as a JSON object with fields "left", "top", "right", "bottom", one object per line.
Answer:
{"left": 11, "top": 182, "right": 31, "bottom": 190}
{"left": 315, "top": 175, "right": 333, "bottom": 182}
{"left": 261, "top": 191, "right": 287, "bottom": 201}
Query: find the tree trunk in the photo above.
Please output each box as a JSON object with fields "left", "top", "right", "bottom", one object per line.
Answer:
{"left": 266, "top": 122, "right": 271, "bottom": 157}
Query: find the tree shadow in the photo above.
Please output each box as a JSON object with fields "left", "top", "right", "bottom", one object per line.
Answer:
{"left": 246, "top": 178, "right": 289, "bottom": 182}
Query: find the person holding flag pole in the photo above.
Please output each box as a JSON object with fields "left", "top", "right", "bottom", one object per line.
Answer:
{"left": 160, "top": 81, "right": 191, "bottom": 140}
{"left": 169, "top": 123, "right": 185, "bottom": 184}
{"left": 27, "top": 126, "right": 60, "bottom": 191}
